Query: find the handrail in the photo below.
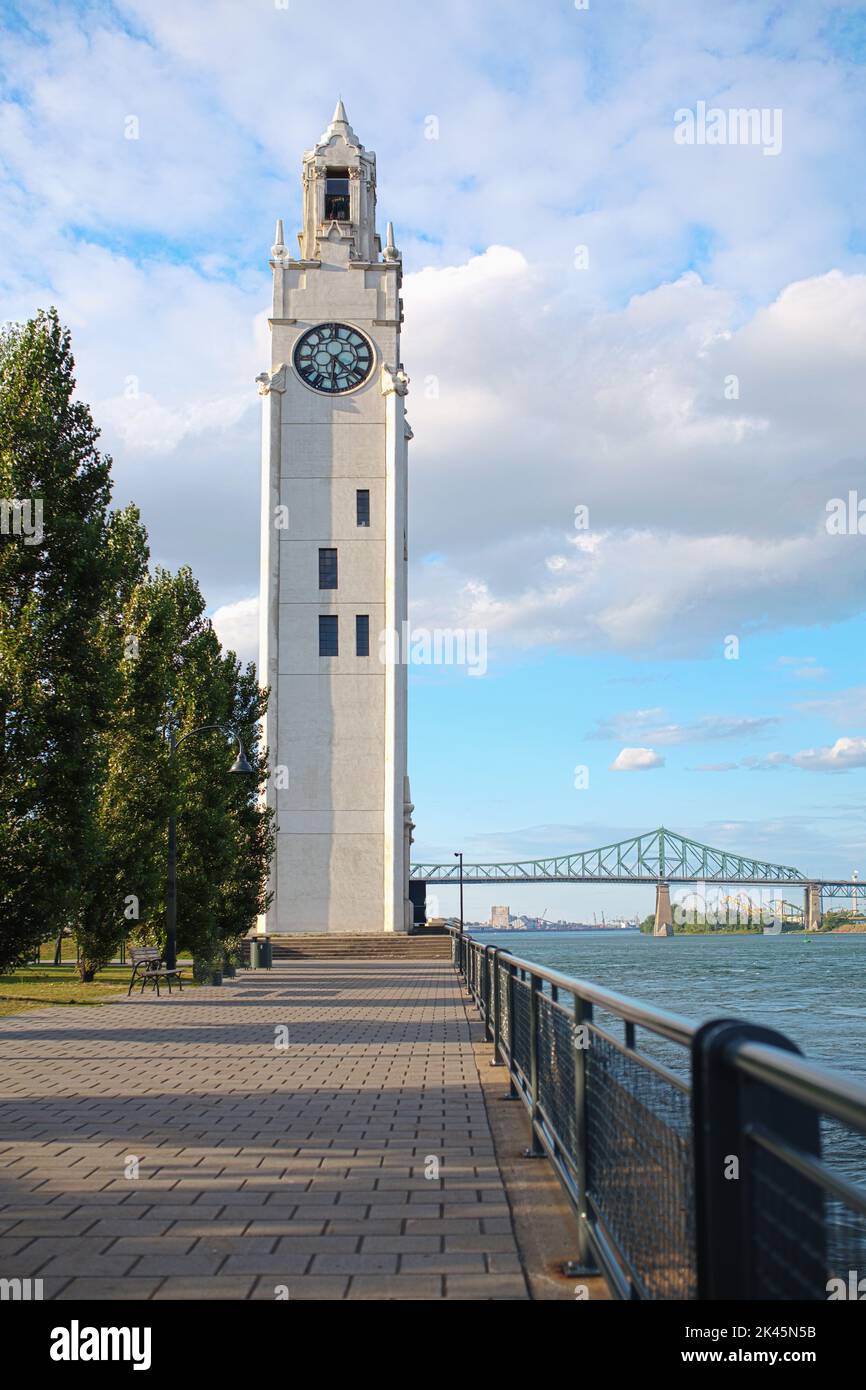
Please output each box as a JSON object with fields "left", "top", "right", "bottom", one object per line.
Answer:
{"left": 728, "top": 1038, "right": 866, "bottom": 1134}
{"left": 449, "top": 926, "right": 866, "bottom": 1301}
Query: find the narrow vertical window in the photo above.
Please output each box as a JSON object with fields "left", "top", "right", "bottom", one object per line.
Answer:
{"left": 356, "top": 614, "right": 370, "bottom": 657}
{"left": 319, "top": 547, "right": 338, "bottom": 589}
{"left": 356, "top": 488, "right": 370, "bottom": 527}
{"left": 324, "top": 169, "right": 350, "bottom": 221}
{"left": 319, "top": 615, "right": 338, "bottom": 657}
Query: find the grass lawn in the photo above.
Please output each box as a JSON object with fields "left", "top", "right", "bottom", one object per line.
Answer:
{"left": 0, "top": 960, "right": 197, "bottom": 1018}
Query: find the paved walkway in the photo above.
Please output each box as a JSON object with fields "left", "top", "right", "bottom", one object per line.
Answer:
{"left": 0, "top": 961, "right": 528, "bottom": 1300}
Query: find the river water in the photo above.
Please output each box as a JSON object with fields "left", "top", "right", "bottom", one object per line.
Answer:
{"left": 475, "top": 929, "right": 866, "bottom": 1081}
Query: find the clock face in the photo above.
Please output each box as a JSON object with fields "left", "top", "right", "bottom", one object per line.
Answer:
{"left": 293, "top": 323, "right": 374, "bottom": 394}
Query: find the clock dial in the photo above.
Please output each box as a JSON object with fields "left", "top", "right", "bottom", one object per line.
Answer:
{"left": 293, "top": 323, "right": 374, "bottom": 394}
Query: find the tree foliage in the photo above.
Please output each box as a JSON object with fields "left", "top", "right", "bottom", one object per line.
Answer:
{"left": 0, "top": 310, "right": 115, "bottom": 970}
{"left": 0, "top": 310, "right": 273, "bottom": 978}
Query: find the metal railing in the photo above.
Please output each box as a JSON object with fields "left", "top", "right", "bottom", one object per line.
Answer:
{"left": 451, "top": 929, "right": 866, "bottom": 1300}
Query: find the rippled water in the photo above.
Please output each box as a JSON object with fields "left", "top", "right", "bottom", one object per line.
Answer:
{"left": 477, "top": 928, "right": 866, "bottom": 1266}
{"left": 475, "top": 929, "right": 866, "bottom": 1079}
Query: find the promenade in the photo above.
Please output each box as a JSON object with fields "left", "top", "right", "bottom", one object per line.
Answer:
{"left": 0, "top": 960, "right": 536, "bottom": 1300}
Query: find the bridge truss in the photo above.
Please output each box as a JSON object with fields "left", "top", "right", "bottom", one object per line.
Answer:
{"left": 410, "top": 826, "right": 859, "bottom": 892}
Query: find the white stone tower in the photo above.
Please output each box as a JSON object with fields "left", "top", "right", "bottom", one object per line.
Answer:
{"left": 257, "top": 102, "right": 412, "bottom": 935}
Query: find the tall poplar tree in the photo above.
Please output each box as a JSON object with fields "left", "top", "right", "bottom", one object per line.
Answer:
{"left": 0, "top": 311, "right": 114, "bottom": 972}
{"left": 1, "top": 311, "right": 273, "bottom": 979}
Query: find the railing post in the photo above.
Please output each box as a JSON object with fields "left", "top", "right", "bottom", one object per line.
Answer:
{"left": 571, "top": 991, "right": 597, "bottom": 1270}
{"left": 482, "top": 945, "right": 493, "bottom": 1039}
{"left": 490, "top": 948, "right": 504, "bottom": 1064}
{"left": 506, "top": 961, "right": 518, "bottom": 1098}
{"left": 692, "top": 1019, "right": 824, "bottom": 1300}
{"left": 524, "top": 973, "right": 544, "bottom": 1157}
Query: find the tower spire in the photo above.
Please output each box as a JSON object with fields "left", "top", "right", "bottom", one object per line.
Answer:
{"left": 319, "top": 98, "right": 358, "bottom": 146}
{"left": 301, "top": 102, "right": 377, "bottom": 262}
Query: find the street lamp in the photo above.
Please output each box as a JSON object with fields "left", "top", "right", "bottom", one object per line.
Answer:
{"left": 454, "top": 851, "right": 464, "bottom": 939}
{"left": 165, "top": 723, "right": 253, "bottom": 971}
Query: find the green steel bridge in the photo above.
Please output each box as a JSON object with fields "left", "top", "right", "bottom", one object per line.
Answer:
{"left": 409, "top": 826, "right": 861, "bottom": 900}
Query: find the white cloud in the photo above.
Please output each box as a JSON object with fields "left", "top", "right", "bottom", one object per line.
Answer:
{"left": 741, "top": 736, "right": 866, "bottom": 772}
{"left": 796, "top": 687, "right": 866, "bottom": 726}
{"left": 407, "top": 263, "right": 866, "bottom": 656}
{"left": 590, "top": 709, "right": 779, "bottom": 745}
{"left": 610, "top": 747, "right": 665, "bottom": 771}
{"left": 791, "top": 737, "right": 866, "bottom": 772}
{"left": 211, "top": 595, "right": 258, "bottom": 666}
{"left": 3, "top": 3, "right": 866, "bottom": 663}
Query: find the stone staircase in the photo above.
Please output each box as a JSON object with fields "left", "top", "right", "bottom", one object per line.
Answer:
{"left": 242, "top": 931, "right": 452, "bottom": 962}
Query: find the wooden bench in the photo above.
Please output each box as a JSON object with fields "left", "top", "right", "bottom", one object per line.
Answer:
{"left": 127, "top": 946, "right": 186, "bottom": 997}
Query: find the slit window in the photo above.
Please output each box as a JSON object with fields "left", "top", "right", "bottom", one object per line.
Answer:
{"left": 356, "top": 614, "right": 370, "bottom": 657}
{"left": 356, "top": 489, "right": 370, "bottom": 527}
{"left": 319, "top": 547, "right": 338, "bottom": 589}
{"left": 319, "top": 615, "right": 338, "bottom": 657}
{"left": 324, "top": 169, "right": 350, "bottom": 221}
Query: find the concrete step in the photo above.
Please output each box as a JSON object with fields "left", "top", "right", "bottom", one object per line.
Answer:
{"left": 242, "top": 934, "right": 453, "bottom": 961}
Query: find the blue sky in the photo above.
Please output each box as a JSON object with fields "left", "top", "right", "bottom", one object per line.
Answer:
{"left": 2, "top": 0, "right": 866, "bottom": 918}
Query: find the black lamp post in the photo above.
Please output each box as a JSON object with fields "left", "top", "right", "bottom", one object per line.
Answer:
{"left": 454, "top": 851, "right": 464, "bottom": 939}
{"left": 165, "top": 723, "right": 253, "bottom": 971}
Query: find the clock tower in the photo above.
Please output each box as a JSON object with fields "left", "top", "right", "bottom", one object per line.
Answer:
{"left": 257, "top": 102, "right": 413, "bottom": 935}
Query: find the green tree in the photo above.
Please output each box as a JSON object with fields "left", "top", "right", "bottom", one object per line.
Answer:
{"left": 1, "top": 310, "right": 273, "bottom": 981}
{"left": 169, "top": 611, "right": 273, "bottom": 972}
{"left": 76, "top": 561, "right": 273, "bottom": 978}
{"left": 0, "top": 311, "right": 114, "bottom": 972}
{"left": 215, "top": 657, "right": 274, "bottom": 964}
{"left": 73, "top": 507, "right": 154, "bottom": 979}
{"left": 76, "top": 564, "right": 217, "bottom": 974}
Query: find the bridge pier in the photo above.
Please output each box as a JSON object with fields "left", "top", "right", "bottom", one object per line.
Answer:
{"left": 805, "top": 883, "right": 823, "bottom": 932}
{"left": 654, "top": 882, "right": 674, "bottom": 937}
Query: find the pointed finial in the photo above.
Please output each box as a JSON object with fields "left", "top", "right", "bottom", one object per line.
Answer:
{"left": 383, "top": 220, "right": 400, "bottom": 262}
{"left": 271, "top": 218, "right": 286, "bottom": 257}
{"left": 318, "top": 98, "right": 360, "bottom": 147}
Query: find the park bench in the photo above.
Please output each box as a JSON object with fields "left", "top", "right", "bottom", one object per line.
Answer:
{"left": 127, "top": 946, "right": 186, "bottom": 997}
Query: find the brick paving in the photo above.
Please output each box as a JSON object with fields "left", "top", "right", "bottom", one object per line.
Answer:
{"left": 0, "top": 960, "right": 528, "bottom": 1300}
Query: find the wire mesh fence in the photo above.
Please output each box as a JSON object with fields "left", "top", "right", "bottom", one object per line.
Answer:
{"left": 453, "top": 930, "right": 866, "bottom": 1302}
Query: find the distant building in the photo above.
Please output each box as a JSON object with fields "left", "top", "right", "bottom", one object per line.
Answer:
{"left": 491, "top": 906, "right": 511, "bottom": 929}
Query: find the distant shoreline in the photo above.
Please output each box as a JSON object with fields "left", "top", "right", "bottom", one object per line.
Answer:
{"left": 468, "top": 926, "right": 640, "bottom": 934}
{"left": 467, "top": 925, "right": 866, "bottom": 937}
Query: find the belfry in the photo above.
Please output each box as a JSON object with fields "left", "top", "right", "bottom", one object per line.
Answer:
{"left": 257, "top": 103, "right": 413, "bottom": 934}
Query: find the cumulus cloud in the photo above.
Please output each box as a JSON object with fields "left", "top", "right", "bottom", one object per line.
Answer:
{"left": 610, "top": 747, "right": 665, "bottom": 771}
{"left": 785, "top": 737, "right": 866, "bottom": 773}
{"left": 3, "top": 1, "right": 866, "bottom": 665}
{"left": 211, "top": 595, "right": 259, "bottom": 666}
{"left": 408, "top": 263, "right": 866, "bottom": 658}
{"left": 735, "top": 737, "right": 866, "bottom": 772}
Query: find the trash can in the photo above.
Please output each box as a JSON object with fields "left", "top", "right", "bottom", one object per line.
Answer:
{"left": 259, "top": 939, "right": 272, "bottom": 970}
{"left": 249, "top": 940, "right": 260, "bottom": 969}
